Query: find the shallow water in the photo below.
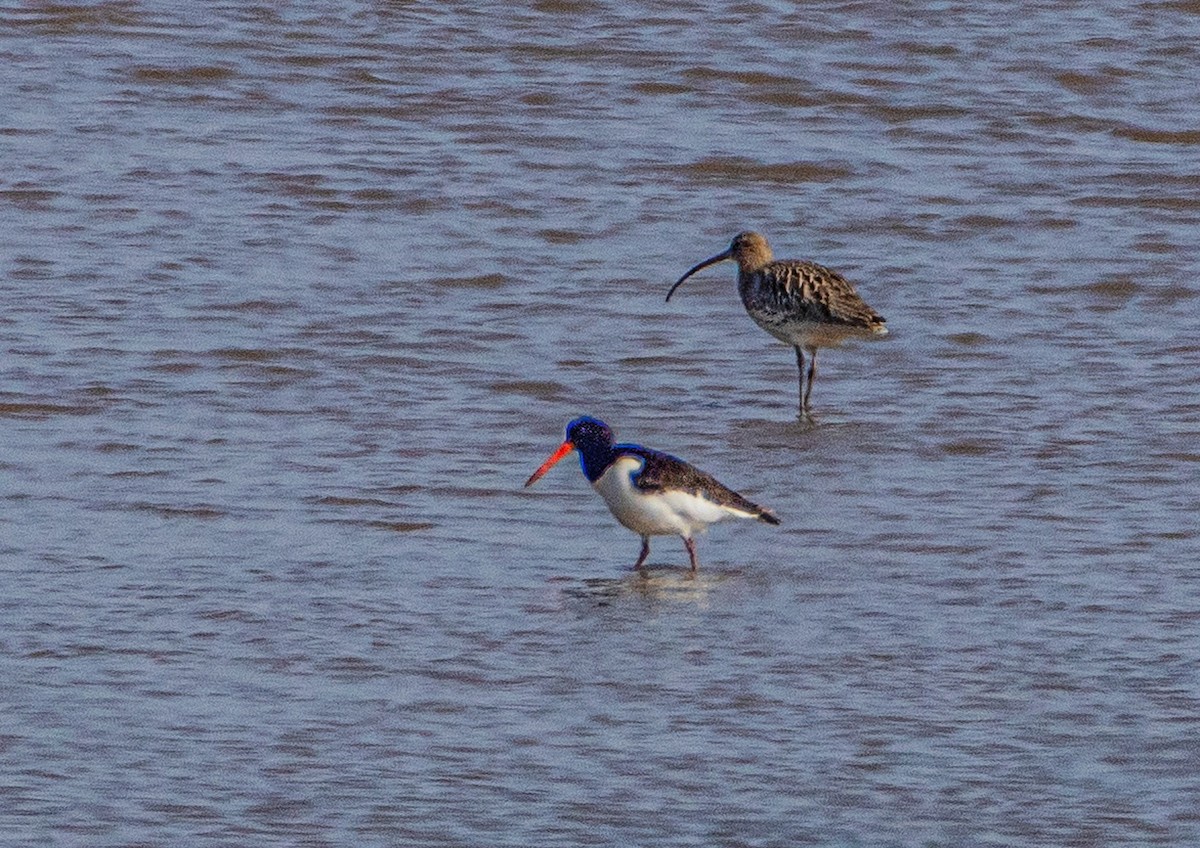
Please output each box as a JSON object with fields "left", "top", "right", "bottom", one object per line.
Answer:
{"left": 2, "top": 1, "right": 1199, "bottom": 845}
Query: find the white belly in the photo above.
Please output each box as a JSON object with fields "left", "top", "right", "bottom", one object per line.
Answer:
{"left": 591, "top": 456, "right": 741, "bottom": 538}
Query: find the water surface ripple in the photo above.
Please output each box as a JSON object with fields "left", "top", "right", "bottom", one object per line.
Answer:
{"left": 2, "top": 1, "right": 1199, "bottom": 846}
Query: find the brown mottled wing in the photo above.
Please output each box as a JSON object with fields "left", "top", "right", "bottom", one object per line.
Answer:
{"left": 620, "top": 446, "right": 780, "bottom": 525}
{"left": 758, "top": 260, "right": 886, "bottom": 331}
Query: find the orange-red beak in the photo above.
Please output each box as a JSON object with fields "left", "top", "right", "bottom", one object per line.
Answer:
{"left": 524, "top": 441, "right": 574, "bottom": 487}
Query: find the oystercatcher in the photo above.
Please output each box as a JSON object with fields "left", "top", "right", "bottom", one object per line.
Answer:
{"left": 524, "top": 416, "right": 779, "bottom": 570}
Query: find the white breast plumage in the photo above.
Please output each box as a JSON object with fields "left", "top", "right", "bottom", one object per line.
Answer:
{"left": 591, "top": 455, "right": 747, "bottom": 538}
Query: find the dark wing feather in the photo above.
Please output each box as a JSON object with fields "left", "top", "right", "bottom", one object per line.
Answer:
{"left": 618, "top": 445, "right": 780, "bottom": 524}
{"left": 757, "top": 260, "right": 886, "bottom": 330}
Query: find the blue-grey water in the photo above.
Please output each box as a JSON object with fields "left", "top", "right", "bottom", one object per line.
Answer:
{"left": 2, "top": 2, "right": 1199, "bottom": 846}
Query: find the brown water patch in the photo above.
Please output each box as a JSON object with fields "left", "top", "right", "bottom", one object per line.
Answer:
{"left": 491, "top": 379, "right": 568, "bottom": 401}
{"left": 0, "top": 127, "right": 54, "bottom": 137}
{"left": 253, "top": 172, "right": 337, "bottom": 200}
{"left": 1146, "top": 283, "right": 1197, "bottom": 306}
{"left": 436, "top": 273, "right": 509, "bottom": 289}
{"left": 631, "top": 81, "right": 691, "bottom": 96}
{"left": 682, "top": 67, "right": 807, "bottom": 87}
{"left": 349, "top": 188, "right": 401, "bottom": 204}
{"left": 380, "top": 484, "right": 423, "bottom": 497}
{"left": 538, "top": 228, "right": 586, "bottom": 245}
{"left": 748, "top": 88, "right": 823, "bottom": 108}
{"left": 0, "top": 188, "right": 60, "bottom": 210}
{"left": 198, "top": 608, "right": 269, "bottom": 623}
{"left": 1038, "top": 216, "right": 1078, "bottom": 230}
{"left": 873, "top": 103, "right": 970, "bottom": 122}
{"left": 1158, "top": 452, "right": 1200, "bottom": 463}
{"left": 1132, "top": 195, "right": 1200, "bottom": 212}
{"left": 938, "top": 438, "right": 1003, "bottom": 457}
{"left": 1060, "top": 191, "right": 1200, "bottom": 212}
{"left": 1132, "top": 235, "right": 1182, "bottom": 256}
{"left": 617, "top": 355, "right": 676, "bottom": 367}
{"left": 148, "top": 361, "right": 201, "bottom": 374}
{"left": 327, "top": 519, "right": 437, "bottom": 533}
{"left": 10, "top": 1, "right": 140, "bottom": 33}
{"left": 211, "top": 347, "right": 298, "bottom": 362}
{"left": 0, "top": 401, "right": 101, "bottom": 417}
{"left": 533, "top": 0, "right": 602, "bottom": 13}
{"left": 1026, "top": 111, "right": 1115, "bottom": 135}
{"left": 96, "top": 442, "right": 139, "bottom": 453}
{"left": 220, "top": 299, "right": 301, "bottom": 314}
{"left": 1084, "top": 276, "right": 1139, "bottom": 299}
{"left": 309, "top": 496, "right": 397, "bottom": 508}
{"left": 676, "top": 156, "right": 854, "bottom": 185}
{"left": 131, "top": 66, "right": 238, "bottom": 84}
{"left": 320, "top": 655, "right": 390, "bottom": 679}
{"left": 946, "top": 332, "right": 991, "bottom": 347}
{"left": 1054, "top": 71, "right": 1113, "bottom": 95}
{"left": 1113, "top": 125, "right": 1200, "bottom": 145}
{"left": 896, "top": 41, "right": 959, "bottom": 57}
{"left": 130, "top": 502, "right": 228, "bottom": 519}
{"left": 950, "top": 214, "right": 1011, "bottom": 231}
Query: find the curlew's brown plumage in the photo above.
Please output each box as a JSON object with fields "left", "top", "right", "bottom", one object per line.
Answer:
{"left": 666, "top": 231, "right": 887, "bottom": 416}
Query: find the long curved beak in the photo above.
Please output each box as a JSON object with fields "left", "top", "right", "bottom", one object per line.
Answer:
{"left": 666, "top": 248, "right": 733, "bottom": 302}
{"left": 524, "top": 441, "right": 575, "bottom": 487}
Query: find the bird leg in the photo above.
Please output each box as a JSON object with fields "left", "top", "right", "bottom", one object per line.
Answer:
{"left": 633, "top": 536, "right": 650, "bottom": 569}
{"left": 794, "top": 346, "right": 806, "bottom": 415}
{"left": 683, "top": 537, "right": 698, "bottom": 571}
{"left": 803, "top": 346, "right": 818, "bottom": 412}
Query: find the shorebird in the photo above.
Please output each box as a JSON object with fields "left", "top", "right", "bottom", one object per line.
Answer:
{"left": 524, "top": 416, "right": 779, "bottom": 570}
{"left": 667, "top": 231, "right": 887, "bottom": 415}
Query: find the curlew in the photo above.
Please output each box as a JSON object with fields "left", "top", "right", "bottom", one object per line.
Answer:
{"left": 667, "top": 231, "right": 887, "bottom": 415}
